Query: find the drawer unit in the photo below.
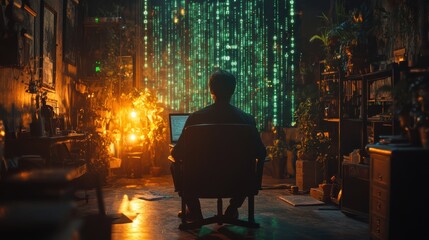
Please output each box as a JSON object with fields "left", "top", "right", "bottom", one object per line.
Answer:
{"left": 367, "top": 144, "right": 429, "bottom": 240}
{"left": 371, "top": 185, "right": 388, "bottom": 202}
{"left": 371, "top": 195, "right": 388, "bottom": 217}
{"left": 370, "top": 214, "right": 388, "bottom": 240}
{"left": 370, "top": 154, "right": 390, "bottom": 186}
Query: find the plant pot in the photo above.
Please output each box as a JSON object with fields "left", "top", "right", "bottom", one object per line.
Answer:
{"left": 295, "top": 160, "right": 322, "bottom": 192}
{"left": 271, "top": 157, "right": 286, "bottom": 179}
{"left": 286, "top": 150, "right": 296, "bottom": 177}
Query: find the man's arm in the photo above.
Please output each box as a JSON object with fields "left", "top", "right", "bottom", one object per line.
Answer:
{"left": 249, "top": 118, "right": 267, "bottom": 161}
{"left": 171, "top": 116, "right": 195, "bottom": 162}
{"left": 171, "top": 135, "right": 184, "bottom": 163}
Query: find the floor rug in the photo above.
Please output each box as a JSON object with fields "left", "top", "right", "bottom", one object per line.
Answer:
{"left": 278, "top": 195, "right": 325, "bottom": 207}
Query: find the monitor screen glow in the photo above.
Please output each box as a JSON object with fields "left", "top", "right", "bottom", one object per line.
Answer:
{"left": 169, "top": 114, "right": 189, "bottom": 143}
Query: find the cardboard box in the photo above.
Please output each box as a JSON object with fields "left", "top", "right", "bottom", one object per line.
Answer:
{"left": 310, "top": 187, "right": 331, "bottom": 203}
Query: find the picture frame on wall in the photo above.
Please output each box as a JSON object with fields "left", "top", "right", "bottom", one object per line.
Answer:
{"left": 63, "top": 0, "right": 78, "bottom": 65}
{"left": 41, "top": 1, "right": 56, "bottom": 90}
{"left": 22, "top": 9, "right": 35, "bottom": 68}
{"left": 0, "top": 1, "right": 37, "bottom": 67}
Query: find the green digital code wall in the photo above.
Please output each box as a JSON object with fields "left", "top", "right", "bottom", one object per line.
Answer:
{"left": 141, "top": 0, "right": 296, "bottom": 129}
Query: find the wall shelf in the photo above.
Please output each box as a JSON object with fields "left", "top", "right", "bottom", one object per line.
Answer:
{"left": 318, "top": 62, "right": 401, "bottom": 178}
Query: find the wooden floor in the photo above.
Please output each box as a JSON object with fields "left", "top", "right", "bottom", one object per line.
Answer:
{"left": 74, "top": 172, "right": 369, "bottom": 240}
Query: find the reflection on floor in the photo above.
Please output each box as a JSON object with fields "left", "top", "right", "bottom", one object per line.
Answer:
{"left": 75, "top": 173, "right": 368, "bottom": 240}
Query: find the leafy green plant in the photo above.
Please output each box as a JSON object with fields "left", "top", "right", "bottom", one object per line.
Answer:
{"left": 77, "top": 96, "right": 114, "bottom": 185}
{"left": 294, "top": 97, "right": 332, "bottom": 181}
{"left": 310, "top": 1, "right": 374, "bottom": 74}
{"left": 266, "top": 126, "right": 288, "bottom": 178}
{"left": 309, "top": 13, "right": 341, "bottom": 72}
{"left": 85, "top": 131, "right": 113, "bottom": 184}
{"left": 120, "top": 88, "right": 168, "bottom": 168}
{"left": 266, "top": 126, "right": 287, "bottom": 160}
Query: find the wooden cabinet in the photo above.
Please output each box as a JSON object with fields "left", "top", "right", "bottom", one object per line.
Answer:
{"left": 340, "top": 162, "right": 369, "bottom": 218}
{"left": 340, "top": 66, "right": 399, "bottom": 149}
{"left": 362, "top": 67, "right": 399, "bottom": 145}
{"left": 318, "top": 63, "right": 400, "bottom": 176}
{"left": 367, "top": 144, "right": 429, "bottom": 240}
{"left": 319, "top": 70, "right": 340, "bottom": 120}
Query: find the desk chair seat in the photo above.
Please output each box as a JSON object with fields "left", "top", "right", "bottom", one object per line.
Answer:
{"left": 178, "top": 124, "right": 263, "bottom": 230}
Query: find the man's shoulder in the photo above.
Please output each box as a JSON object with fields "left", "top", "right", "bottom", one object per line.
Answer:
{"left": 192, "top": 105, "right": 212, "bottom": 114}
{"left": 188, "top": 105, "right": 212, "bottom": 118}
{"left": 185, "top": 106, "right": 212, "bottom": 124}
{"left": 231, "top": 106, "right": 255, "bottom": 123}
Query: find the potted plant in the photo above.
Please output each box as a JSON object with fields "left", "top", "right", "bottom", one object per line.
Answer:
{"left": 294, "top": 97, "right": 332, "bottom": 191}
{"left": 121, "top": 88, "right": 168, "bottom": 176}
{"left": 266, "top": 126, "right": 287, "bottom": 179}
{"left": 309, "top": 13, "right": 342, "bottom": 73}
{"left": 77, "top": 102, "right": 113, "bottom": 186}
{"left": 310, "top": 2, "right": 374, "bottom": 75}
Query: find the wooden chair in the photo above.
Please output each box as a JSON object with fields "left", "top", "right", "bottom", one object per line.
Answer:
{"left": 178, "top": 124, "right": 263, "bottom": 230}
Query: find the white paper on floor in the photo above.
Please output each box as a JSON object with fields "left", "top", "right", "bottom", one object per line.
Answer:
{"left": 136, "top": 191, "right": 172, "bottom": 201}
{"left": 278, "top": 195, "right": 325, "bottom": 206}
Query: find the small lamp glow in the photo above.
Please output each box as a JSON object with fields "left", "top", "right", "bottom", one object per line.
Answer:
{"left": 130, "top": 110, "right": 137, "bottom": 119}
{"left": 129, "top": 133, "right": 137, "bottom": 142}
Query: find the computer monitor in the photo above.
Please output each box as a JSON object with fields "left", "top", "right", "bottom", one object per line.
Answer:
{"left": 169, "top": 113, "right": 190, "bottom": 145}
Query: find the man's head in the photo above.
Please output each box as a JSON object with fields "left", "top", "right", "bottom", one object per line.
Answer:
{"left": 209, "top": 69, "right": 236, "bottom": 103}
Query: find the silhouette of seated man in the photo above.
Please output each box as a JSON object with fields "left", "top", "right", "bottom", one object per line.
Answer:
{"left": 170, "top": 69, "right": 267, "bottom": 222}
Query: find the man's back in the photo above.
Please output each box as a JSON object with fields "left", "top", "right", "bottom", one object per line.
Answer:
{"left": 185, "top": 103, "right": 255, "bottom": 126}
{"left": 169, "top": 69, "right": 266, "bottom": 223}
{"left": 172, "top": 102, "right": 266, "bottom": 162}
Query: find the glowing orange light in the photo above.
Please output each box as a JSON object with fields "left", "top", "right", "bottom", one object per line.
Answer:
{"left": 109, "top": 143, "right": 115, "bottom": 155}
{"left": 129, "top": 133, "right": 137, "bottom": 142}
{"left": 180, "top": 8, "right": 185, "bottom": 16}
{"left": 353, "top": 12, "right": 363, "bottom": 23}
{"left": 174, "top": 17, "right": 179, "bottom": 24}
{"left": 130, "top": 110, "right": 137, "bottom": 119}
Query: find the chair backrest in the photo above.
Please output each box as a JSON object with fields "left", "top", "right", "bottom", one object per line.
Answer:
{"left": 182, "top": 124, "right": 258, "bottom": 198}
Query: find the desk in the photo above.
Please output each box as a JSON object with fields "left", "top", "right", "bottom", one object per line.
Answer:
{"left": 5, "top": 133, "right": 88, "bottom": 168}
{"left": 0, "top": 167, "right": 87, "bottom": 200}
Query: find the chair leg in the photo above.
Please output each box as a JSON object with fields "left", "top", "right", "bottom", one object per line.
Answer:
{"left": 181, "top": 196, "right": 187, "bottom": 224}
{"left": 221, "top": 195, "right": 260, "bottom": 229}
{"left": 179, "top": 196, "right": 260, "bottom": 230}
{"left": 95, "top": 176, "right": 106, "bottom": 216}
{"left": 248, "top": 195, "right": 255, "bottom": 223}
{"left": 217, "top": 198, "right": 223, "bottom": 225}
{"left": 219, "top": 196, "right": 259, "bottom": 229}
